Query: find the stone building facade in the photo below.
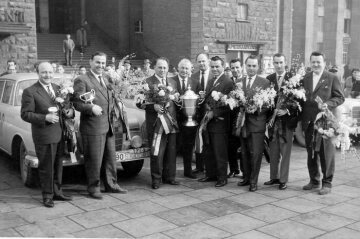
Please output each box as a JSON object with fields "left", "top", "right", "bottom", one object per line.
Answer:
{"left": 0, "top": 0, "right": 37, "bottom": 72}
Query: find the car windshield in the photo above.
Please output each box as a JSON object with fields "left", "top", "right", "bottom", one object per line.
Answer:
{"left": 15, "top": 79, "right": 37, "bottom": 106}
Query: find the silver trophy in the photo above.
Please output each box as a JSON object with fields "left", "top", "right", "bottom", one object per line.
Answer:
{"left": 79, "top": 89, "right": 95, "bottom": 104}
{"left": 180, "top": 87, "right": 199, "bottom": 126}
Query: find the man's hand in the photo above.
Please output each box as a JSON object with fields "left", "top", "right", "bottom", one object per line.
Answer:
{"left": 207, "top": 111, "right": 214, "bottom": 120}
{"left": 318, "top": 103, "right": 328, "bottom": 111}
{"left": 154, "top": 104, "right": 164, "bottom": 113}
{"left": 276, "top": 109, "right": 288, "bottom": 116}
{"left": 45, "top": 113, "right": 59, "bottom": 124}
{"left": 92, "top": 105, "right": 103, "bottom": 116}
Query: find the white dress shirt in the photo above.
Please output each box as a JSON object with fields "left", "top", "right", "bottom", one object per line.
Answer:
{"left": 155, "top": 74, "right": 166, "bottom": 85}
{"left": 312, "top": 71, "right": 323, "bottom": 91}
{"left": 246, "top": 75, "right": 256, "bottom": 88}
{"left": 201, "top": 69, "right": 210, "bottom": 89}
{"left": 39, "top": 81, "right": 55, "bottom": 96}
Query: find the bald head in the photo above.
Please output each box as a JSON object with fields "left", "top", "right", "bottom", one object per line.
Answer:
{"left": 37, "top": 62, "right": 54, "bottom": 85}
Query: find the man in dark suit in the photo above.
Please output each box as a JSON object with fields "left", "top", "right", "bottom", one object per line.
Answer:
{"left": 73, "top": 52, "right": 127, "bottom": 199}
{"left": 265, "top": 53, "right": 298, "bottom": 190}
{"left": 198, "top": 56, "right": 234, "bottom": 187}
{"left": 238, "top": 55, "right": 270, "bottom": 192}
{"left": 21, "top": 62, "right": 73, "bottom": 207}
{"left": 228, "top": 58, "right": 243, "bottom": 178}
{"left": 190, "top": 53, "right": 212, "bottom": 174}
{"left": 301, "top": 51, "right": 344, "bottom": 195}
{"left": 171, "top": 58, "right": 200, "bottom": 179}
{"left": 63, "top": 34, "right": 75, "bottom": 66}
{"left": 144, "top": 57, "right": 179, "bottom": 189}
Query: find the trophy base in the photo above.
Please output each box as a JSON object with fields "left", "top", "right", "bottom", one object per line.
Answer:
{"left": 183, "top": 121, "right": 198, "bottom": 127}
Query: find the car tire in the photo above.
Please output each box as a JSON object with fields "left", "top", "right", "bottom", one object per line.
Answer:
{"left": 118, "top": 159, "right": 144, "bottom": 178}
{"left": 295, "top": 122, "right": 306, "bottom": 147}
{"left": 16, "top": 141, "right": 38, "bottom": 187}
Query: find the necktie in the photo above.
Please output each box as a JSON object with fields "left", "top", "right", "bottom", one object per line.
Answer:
{"left": 162, "top": 78, "right": 166, "bottom": 86}
{"left": 181, "top": 79, "right": 186, "bottom": 92}
{"left": 277, "top": 75, "right": 282, "bottom": 87}
{"left": 246, "top": 77, "right": 252, "bottom": 90}
{"left": 98, "top": 76, "right": 106, "bottom": 88}
{"left": 200, "top": 71, "right": 205, "bottom": 91}
{"left": 47, "top": 85, "right": 55, "bottom": 100}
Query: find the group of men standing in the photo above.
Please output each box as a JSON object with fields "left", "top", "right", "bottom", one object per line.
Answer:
{"left": 21, "top": 50, "right": 344, "bottom": 208}
{"left": 143, "top": 51, "right": 344, "bottom": 196}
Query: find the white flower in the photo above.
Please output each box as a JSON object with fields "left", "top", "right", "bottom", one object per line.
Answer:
{"left": 226, "top": 98, "right": 237, "bottom": 110}
{"left": 235, "top": 82, "right": 243, "bottom": 89}
{"left": 158, "top": 90, "right": 165, "bottom": 96}
{"left": 167, "top": 86, "right": 173, "bottom": 92}
{"left": 143, "top": 84, "right": 150, "bottom": 91}
{"left": 60, "top": 88, "right": 68, "bottom": 95}
{"left": 67, "top": 87, "right": 74, "bottom": 94}
{"left": 55, "top": 97, "right": 64, "bottom": 104}
{"left": 169, "top": 95, "right": 175, "bottom": 100}
{"left": 211, "top": 91, "right": 220, "bottom": 101}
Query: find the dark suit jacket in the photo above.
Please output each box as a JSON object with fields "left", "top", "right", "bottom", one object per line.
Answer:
{"left": 21, "top": 82, "right": 62, "bottom": 145}
{"left": 301, "top": 70, "right": 345, "bottom": 130}
{"left": 267, "top": 72, "right": 299, "bottom": 130}
{"left": 144, "top": 75, "right": 178, "bottom": 143}
{"left": 205, "top": 74, "right": 234, "bottom": 133}
{"left": 191, "top": 70, "right": 212, "bottom": 93}
{"left": 242, "top": 75, "right": 270, "bottom": 133}
{"left": 73, "top": 71, "right": 115, "bottom": 136}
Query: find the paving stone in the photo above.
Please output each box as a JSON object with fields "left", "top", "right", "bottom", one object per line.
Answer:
{"left": 316, "top": 227, "right": 360, "bottom": 239}
{"left": 227, "top": 192, "right": 278, "bottom": 207}
{"left": 258, "top": 220, "right": 325, "bottom": 239}
{"left": 332, "top": 185, "right": 360, "bottom": 198}
{"left": 149, "top": 194, "right": 202, "bottom": 209}
{"left": 347, "top": 221, "right": 360, "bottom": 232}
{"left": 112, "top": 200, "right": 168, "bottom": 218}
{"left": 271, "top": 197, "right": 326, "bottom": 213}
{"left": 291, "top": 210, "right": 355, "bottom": 231}
{"left": 70, "top": 195, "right": 125, "bottom": 211}
{"left": 0, "top": 212, "right": 28, "bottom": 230}
{"left": 321, "top": 203, "right": 360, "bottom": 220}
{"left": 0, "top": 228, "right": 22, "bottom": 237}
{"left": 184, "top": 188, "right": 234, "bottom": 201}
{"left": 0, "top": 202, "right": 12, "bottom": 213}
{"left": 227, "top": 230, "right": 277, "bottom": 239}
{"left": 179, "top": 180, "right": 214, "bottom": 190}
{"left": 48, "top": 217, "right": 84, "bottom": 234}
{"left": 205, "top": 213, "right": 266, "bottom": 234}
{"left": 242, "top": 204, "right": 298, "bottom": 223}
{"left": 72, "top": 225, "right": 132, "bottom": 238}
{"left": 163, "top": 222, "right": 231, "bottom": 239}
{"left": 299, "top": 191, "right": 352, "bottom": 205}
{"left": 345, "top": 180, "right": 360, "bottom": 188}
{"left": 19, "top": 202, "right": 84, "bottom": 223}
{"left": 193, "top": 198, "right": 251, "bottom": 217}
{"left": 0, "top": 187, "right": 39, "bottom": 197}
{"left": 139, "top": 233, "right": 172, "bottom": 239}
{"left": 110, "top": 188, "right": 160, "bottom": 203}
{"left": 150, "top": 185, "right": 193, "bottom": 196}
{"left": 219, "top": 182, "right": 250, "bottom": 194}
{"left": 156, "top": 206, "right": 215, "bottom": 226}
{"left": 69, "top": 208, "right": 128, "bottom": 229}
{"left": 256, "top": 186, "right": 305, "bottom": 199}
{"left": 15, "top": 220, "right": 73, "bottom": 237}
{"left": 113, "top": 215, "right": 177, "bottom": 238}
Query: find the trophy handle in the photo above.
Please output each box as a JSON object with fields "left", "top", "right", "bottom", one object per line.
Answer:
{"left": 79, "top": 94, "right": 85, "bottom": 102}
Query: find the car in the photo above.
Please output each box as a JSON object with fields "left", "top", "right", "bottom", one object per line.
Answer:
{"left": 0, "top": 73, "right": 150, "bottom": 187}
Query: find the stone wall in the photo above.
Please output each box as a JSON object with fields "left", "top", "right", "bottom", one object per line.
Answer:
{"left": 0, "top": 0, "right": 37, "bottom": 72}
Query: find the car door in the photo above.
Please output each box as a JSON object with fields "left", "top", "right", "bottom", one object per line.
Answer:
{"left": 0, "top": 80, "right": 5, "bottom": 149}
{"left": 0, "top": 80, "right": 15, "bottom": 153}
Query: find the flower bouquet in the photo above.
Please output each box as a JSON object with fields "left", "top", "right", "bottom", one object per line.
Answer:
{"left": 244, "top": 86, "right": 276, "bottom": 114}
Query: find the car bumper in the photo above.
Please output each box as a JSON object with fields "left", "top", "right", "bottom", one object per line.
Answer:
{"left": 25, "top": 147, "right": 150, "bottom": 168}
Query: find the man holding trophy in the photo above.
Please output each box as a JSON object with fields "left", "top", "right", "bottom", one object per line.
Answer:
{"left": 21, "top": 62, "right": 74, "bottom": 207}
{"left": 73, "top": 52, "right": 127, "bottom": 199}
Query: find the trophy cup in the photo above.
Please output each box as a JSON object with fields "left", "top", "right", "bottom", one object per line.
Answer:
{"left": 180, "top": 87, "right": 199, "bottom": 126}
{"left": 79, "top": 89, "right": 95, "bottom": 104}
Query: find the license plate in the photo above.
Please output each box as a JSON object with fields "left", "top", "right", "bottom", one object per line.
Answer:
{"left": 115, "top": 148, "right": 150, "bottom": 162}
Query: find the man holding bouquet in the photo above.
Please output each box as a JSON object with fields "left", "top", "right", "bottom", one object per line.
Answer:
{"left": 142, "top": 57, "right": 179, "bottom": 189}
{"left": 238, "top": 55, "right": 271, "bottom": 192}
{"left": 265, "top": 53, "right": 301, "bottom": 190}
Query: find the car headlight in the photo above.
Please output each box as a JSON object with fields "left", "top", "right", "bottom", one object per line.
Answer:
{"left": 131, "top": 135, "right": 143, "bottom": 148}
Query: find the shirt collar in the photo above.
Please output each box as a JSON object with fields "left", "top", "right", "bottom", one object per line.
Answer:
{"left": 313, "top": 70, "right": 324, "bottom": 78}
{"left": 155, "top": 74, "right": 166, "bottom": 83}
{"left": 90, "top": 70, "right": 101, "bottom": 79}
{"left": 38, "top": 80, "right": 52, "bottom": 90}
{"left": 276, "top": 71, "right": 286, "bottom": 78}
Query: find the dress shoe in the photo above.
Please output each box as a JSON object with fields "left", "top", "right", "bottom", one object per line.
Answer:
{"left": 264, "top": 179, "right": 280, "bottom": 185}
{"left": 163, "top": 180, "right": 180, "bottom": 185}
{"left": 184, "top": 173, "right": 197, "bottom": 179}
{"left": 192, "top": 168, "right": 204, "bottom": 174}
{"left": 43, "top": 198, "right": 54, "bottom": 208}
{"left": 53, "top": 194, "right": 73, "bottom": 201}
{"left": 227, "top": 171, "right": 240, "bottom": 178}
{"left": 279, "top": 183, "right": 287, "bottom": 190}
{"left": 302, "top": 182, "right": 320, "bottom": 190}
{"left": 237, "top": 180, "right": 250, "bottom": 186}
{"left": 89, "top": 192, "right": 103, "bottom": 200}
{"left": 319, "top": 187, "right": 331, "bottom": 195}
{"left": 152, "top": 183, "right": 160, "bottom": 189}
{"left": 249, "top": 184, "right": 258, "bottom": 192}
{"left": 215, "top": 180, "right": 227, "bottom": 187}
{"left": 106, "top": 184, "right": 128, "bottom": 194}
{"left": 198, "top": 176, "right": 217, "bottom": 182}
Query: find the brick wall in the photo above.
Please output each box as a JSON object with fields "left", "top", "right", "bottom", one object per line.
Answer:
{"left": 291, "top": 0, "right": 307, "bottom": 64}
{"left": 142, "top": 0, "right": 191, "bottom": 67}
{"left": 0, "top": 0, "right": 37, "bottom": 72}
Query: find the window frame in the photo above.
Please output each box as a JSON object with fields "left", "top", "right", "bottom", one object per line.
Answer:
{"left": 236, "top": 3, "right": 249, "bottom": 22}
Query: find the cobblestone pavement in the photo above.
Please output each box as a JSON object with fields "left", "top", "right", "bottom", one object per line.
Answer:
{"left": 1, "top": 145, "right": 360, "bottom": 238}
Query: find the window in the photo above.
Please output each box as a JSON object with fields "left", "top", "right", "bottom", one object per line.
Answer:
{"left": 135, "top": 20, "right": 143, "bottom": 33}
{"left": 237, "top": 3, "right": 248, "bottom": 21}
{"left": 2, "top": 81, "right": 15, "bottom": 105}
{"left": 343, "top": 43, "right": 349, "bottom": 65}
{"left": 0, "top": 81, "right": 4, "bottom": 102}
{"left": 344, "top": 19, "right": 351, "bottom": 34}
{"left": 346, "top": 0, "right": 352, "bottom": 10}
{"left": 15, "top": 79, "right": 37, "bottom": 106}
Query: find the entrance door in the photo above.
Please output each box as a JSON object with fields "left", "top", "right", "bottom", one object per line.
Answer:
{"left": 48, "top": 0, "right": 81, "bottom": 33}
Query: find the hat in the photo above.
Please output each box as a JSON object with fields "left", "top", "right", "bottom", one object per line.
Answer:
{"left": 144, "top": 59, "right": 151, "bottom": 64}
{"left": 124, "top": 60, "right": 131, "bottom": 65}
